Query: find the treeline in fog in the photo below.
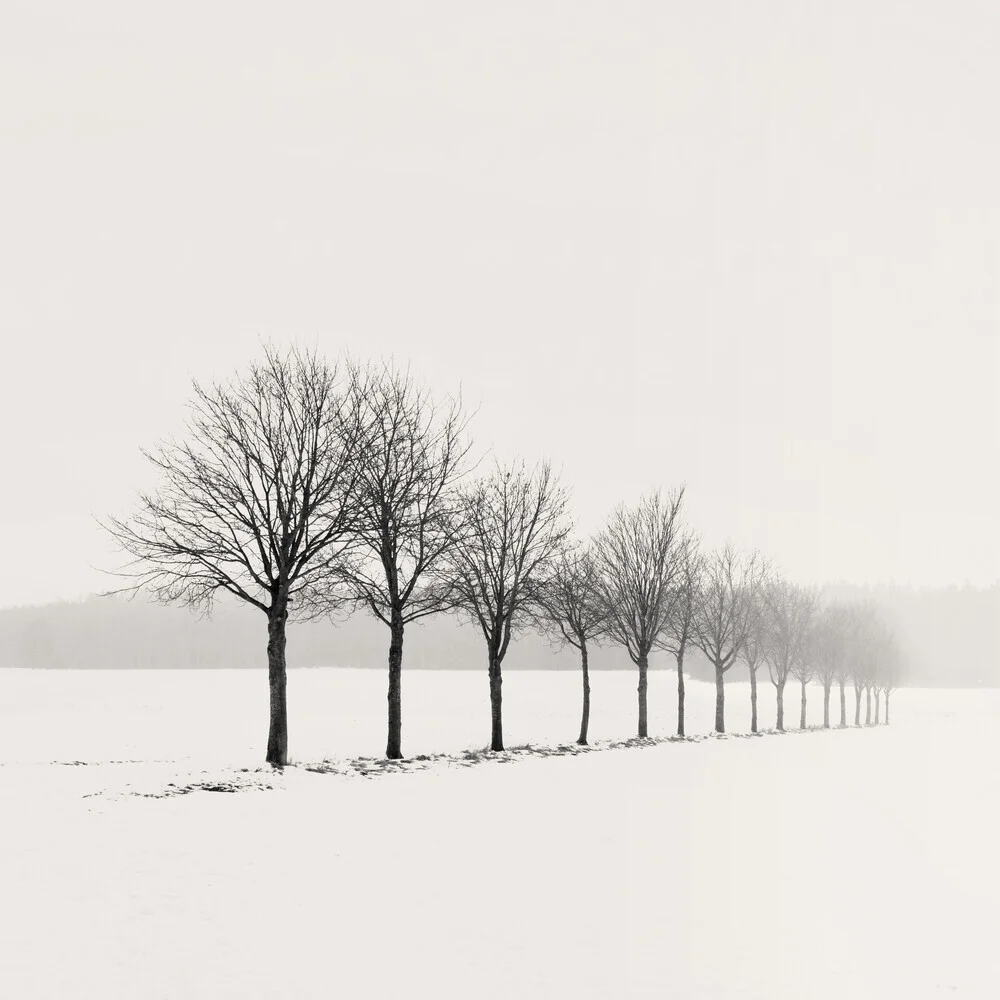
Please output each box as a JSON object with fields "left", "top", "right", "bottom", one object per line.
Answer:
{"left": 1, "top": 584, "right": 993, "bottom": 686}
{"left": 20, "top": 348, "right": 931, "bottom": 764}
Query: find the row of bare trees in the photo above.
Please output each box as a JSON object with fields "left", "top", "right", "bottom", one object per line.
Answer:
{"left": 105, "top": 348, "right": 902, "bottom": 766}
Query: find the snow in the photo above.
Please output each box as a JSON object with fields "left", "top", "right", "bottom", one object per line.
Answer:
{"left": 1, "top": 667, "right": 997, "bottom": 999}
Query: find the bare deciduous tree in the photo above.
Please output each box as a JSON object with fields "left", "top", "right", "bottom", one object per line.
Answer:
{"left": 529, "top": 546, "right": 606, "bottom": 745}
{"left": 593, "top": 489, "right": 687, "bottom": 738}
{"left": 762, "top": 579, "right": 818, "bottom": 732}
{"left": 102, "top": 348, "right": 365, "bottom": 766}
{"left": 447, "top": 462, "right": 571, "bottom": 752}
{"left": 690, "top": 545, "right": 765, "bottom": 734}
{"left": 738, "top": 582, "right": 770, "bottom": 734}
{"left": 336, "top": 363, "right": 472, "bottom": 759}
{"left": 813, "top": 602, "right": 854, "bottom": 729}
{"left": 656, "top": 538, "right": 701, "bottom": 738}
{"left": 790, "top": 635, "right": 815, "bottom": 730}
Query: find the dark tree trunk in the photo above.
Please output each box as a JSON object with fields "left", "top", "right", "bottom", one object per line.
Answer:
{"left": 578, "top": 641, "right": 591, "bottom": 745}
{"left": 386, "top": 609, "right": 405, "bottom": 759}
{"left": 676, "top": 647, "right": 686, "bottom": 738}
{"left": 839, "top": 680, "right": 847, "bottom": 728}
{"left": 265, "top": 599, "right": 289, "bottom": 766}
{"left": 489, "top": 650, "right": 504, "bottom": 751}
{"left": 865, "top": 688, "right": 872, "bottom": 726}
{"left": 854, "top": 687, "right": 862, "bottom": 726}
{"left": 749, "top": 666, "right": 759, "bottom": 733}
{"left": 714, "top": 663, "right": 726, "bottom": 734}
{"left": 637, "top": 650, "right": 649, "bottom": 738}
{"left": 874, "top": 689, "right": 881, "bottom": 725}
{"left": 799, "top": 678, "right": 807, "bottom": 730}
{"left": 822, "top": 681, "right": 831, "bottom": 728}
{"left": 776, "top": 680, "right": 785, "bottom": 731}
{"left": 885, "top": 692, "right": 891, "bottom": 725}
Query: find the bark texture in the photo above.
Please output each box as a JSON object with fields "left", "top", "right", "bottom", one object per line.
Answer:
{"left": 637, "top": 651, "right": 649, "bottom": 738}
{"left": 266, "top": 600, "right": 289, "bottom": 767}
{"left": 578, "top": 642, "right": 591, "bottom": 745}
{"left": 714, "top": 664, "right": 726, "bottom": 734}
{"left": 676, "top": 650, "right": 686, "bottom": 738}
{"left": 386, "top": 612, "right": 405, "bottom": 759}
{"left": 776, "top": 681, "right": 785, "bottom": 731}
{"left": 799, "top": 678, "right": 808, "bottom": 730}
{"left": 489, "top": 652, "right": 504, "bottom": 751}
{"left": 749, "top": 668, "right": 759, "bottom": 734}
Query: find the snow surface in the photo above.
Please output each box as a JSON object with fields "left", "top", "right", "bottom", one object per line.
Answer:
{"left": 1, "top": 667, "right": 997, "bottom": 999}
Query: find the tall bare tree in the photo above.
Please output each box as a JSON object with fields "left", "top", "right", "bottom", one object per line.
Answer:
{"left": 102, "top": 348, "right": 365, "bottom": 766}
{"left": 529, "top": 546, "right": 606, "bottom": 745}
{"left": 336, "top": 363, "right": 472, "bottom": 759}
{"left": 447, "top": 462, "right": 571, "bottom": 751}
{"left": 593, "top": 489, "right": 686, "bottom": 738}
{"left": 656, "top": 538, "right": 701, "bottom": 738}
{"left": 762, "top": 579, "right": 818, "bottom": 732}
{"left": 690, "top": 545, "right": 765, "bottom": 734}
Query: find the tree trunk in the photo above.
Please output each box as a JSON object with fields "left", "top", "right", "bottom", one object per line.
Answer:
{"left": 714, "top": 663, "right": 726, "bottom": 734}
{"left": 265, "top": 600, "right": 289, "bottom": 767}
{"left": 885, "top": 692, "right": 891, "bottom": 725}
{"left": 865, "top": 688, "right": 872, "bottom": 726}
{"left": 637, "top": 650, "right": 649, "bottom": 738}
{"left": 822, "top": 681, "right": 831, "bottom": 728}
{"left": 874, "top": 689, "right": 881, "bottom": 725}
{"left": 799, "top": 678, "right": 807, "bottom": 730}
{"left": 489, "top": 650, "right": 504, "bottom": 751}
{"left": 578, "top": 641, "right": 591, "bottom": 745}
{"left": 676, "top": 648, "right": 686, "bottom": 738}
{"left": 386, "top": 609, "right": 405, "bottom": 759}
{"left": 839, "top": 680, "right": 847, "bottom": 728}
{"left": 854, "top": 687, "right": 862, "bottom": 726}
{"left": 750, "top": 666, "right": 758, "bottom": 733}
{"left": 776, "top": 680, "right": 785, "bottom": 732}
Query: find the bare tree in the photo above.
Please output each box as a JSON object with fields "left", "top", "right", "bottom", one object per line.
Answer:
{"left": 814, "top": 602, "right": 855, "bottom": 729}
{"left": 881, "top": 643, "right": 901, "bottom": 725}
{"left": 102, "top": 348, "right": 365, "bottom": 766}
{"left": 593, "top": 489, "right": 687, "bottom": 738}
{"left": 762, "top": 579, "right": 818, "bottom": 732}
{"left": 447, "top": 462, "right": 571, "bottom": 752}
{"left": 656, "top": 538, "right": 702, "bottom": 738}
{"left": 690, "top": 545, "right": 765, "bottom": 734}
{"left": 790, "top": 634, "right": 815, "bottom": 730}
{"left": 336, "top": 363, "right": 472, "bottom": 759}
{"left": 528, "top": 546, "right": 606, "bottom": 745}
{"left": 738, "top": 581, "right": 770, "bottom": 734}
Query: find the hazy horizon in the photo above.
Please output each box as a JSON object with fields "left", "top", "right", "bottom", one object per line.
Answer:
{"left": 3, "top": 1, "right": 997, "bottom": 608}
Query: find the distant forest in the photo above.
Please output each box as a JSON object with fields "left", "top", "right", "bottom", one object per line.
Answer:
{"left": 0, "top": 585, "right": 996, "bottom": 687}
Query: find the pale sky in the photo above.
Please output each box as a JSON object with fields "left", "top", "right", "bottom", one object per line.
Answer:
{"left": 2, "top": 1, "right": 997, "bottom": 608}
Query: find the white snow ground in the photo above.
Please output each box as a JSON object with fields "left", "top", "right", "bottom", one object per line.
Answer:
{"left": 1, "top": 667, "right": 997, "bottom": 999}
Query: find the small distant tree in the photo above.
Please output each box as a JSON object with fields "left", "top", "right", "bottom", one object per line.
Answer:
{"left": 593, "top": 489, "right": 687, "bottom": 738}
{"left": 812, "top": 611, "right": 837, "bottom": 729}
{"left": 529, "top": 546, "right": 606, "bottom": 745}
{"left": 656, "top": 538, "right": 701, "bottom": 738}
{"left": 738, "top": 581, "right": 770, "bottom": 734}
{"left": 336, "top": 362, "right": 472, "bottom": 759}
{"left": 762, "top": 579, "right": 817, "bottom": 732}
{"left": 102, "top": 348, "right": 366, "bottom": 766}
{"left": 881, "top": 645, "right": 901, "bottom": 725}
{"left": 690, "top": 545, "right": 765, "bottom": 734}
{"left": 790, "top": 636, "right": 815, "bottom": 730}
{"left": 447, "top": 462, "right": 571, "bottom": 752}
{"left": 831, "top": 603, "right": 861, "bottom": 728}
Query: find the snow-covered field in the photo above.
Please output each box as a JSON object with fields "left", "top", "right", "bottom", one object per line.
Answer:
{"left": 1, "top": 667, "right": 997, "bottom": 999}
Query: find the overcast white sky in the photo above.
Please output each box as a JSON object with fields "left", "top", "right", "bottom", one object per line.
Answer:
{"left": 1, "top": 1, "right": 997, "bottom": 607}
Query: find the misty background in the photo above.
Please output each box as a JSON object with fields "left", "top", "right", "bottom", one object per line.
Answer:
{"left": 1, "top": 586, "right": 996, "bottom": 687}
{"left": 2, "top": 2, "right": 996, "bottom": 678}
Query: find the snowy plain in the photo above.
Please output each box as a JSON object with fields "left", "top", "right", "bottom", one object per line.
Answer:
{"left": 1, "top": 666, "right": 997, "bottom": 999}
